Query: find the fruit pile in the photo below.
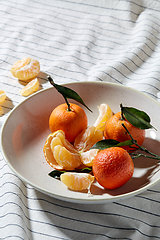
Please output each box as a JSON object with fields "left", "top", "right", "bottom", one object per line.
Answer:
{"left": 43, "top": 80, "right": 154, "bottom": 193}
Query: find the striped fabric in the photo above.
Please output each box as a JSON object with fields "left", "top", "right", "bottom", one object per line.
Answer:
{"left": 1, "top": 0, "right": 160, "bottom": 239}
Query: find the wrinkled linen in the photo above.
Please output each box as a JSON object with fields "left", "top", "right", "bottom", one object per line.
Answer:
{"left": 1, "top": 1, "right": 160, "bottom": 239}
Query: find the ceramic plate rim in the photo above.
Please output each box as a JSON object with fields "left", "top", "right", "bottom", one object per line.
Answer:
{"left": 1, "top": 81, "right": 160, "bottom": 204}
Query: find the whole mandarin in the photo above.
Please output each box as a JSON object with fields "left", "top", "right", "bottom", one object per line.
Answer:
{"left": 104, "top": 112, "right": 145, "bottom": 151}
{"left": 92, "top": 147, "right": 134, "bottom": 189}
{"left": 49, "top": 103, "right": 88, "bottom": 142}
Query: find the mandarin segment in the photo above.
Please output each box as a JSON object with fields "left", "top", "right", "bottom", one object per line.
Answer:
{"left": 10, "top": 57, "right": 40, "bottom": 80}
{"left": 53, "top": 145, "right": 81, "bottom": 170}
{"left": 94, "top": 103, "right": 113, "bottom": 132}
{"left": 0, "top": 90, "right": 6, "bottom": 104}
{"left": 20, "top": 78, "right": 39, "bottom": 96}
{"left": 60, "top": 172, "right": 94, "bottom": 191}
{"left": 80, "top": 149, "right": 99, "bottom": 167}
{"left": 74, "top": 126, "right": 103, "bottom": 152}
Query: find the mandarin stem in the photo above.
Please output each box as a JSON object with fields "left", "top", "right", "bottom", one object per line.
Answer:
{"left": 47, "top": 75, "right": 71, "bottom": 111}
{"left": 64, "top": 96, "right": 71, "bottom": 111}
{"left": 121, "top": 123, "right": 160, "bottom": 161}
{"left": 120, "top": 103, "right": 125, "bottom": 120}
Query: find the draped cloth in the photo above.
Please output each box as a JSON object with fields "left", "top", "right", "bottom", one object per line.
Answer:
{"left": 1, "top": 1, "right": 160, "bottom": 239}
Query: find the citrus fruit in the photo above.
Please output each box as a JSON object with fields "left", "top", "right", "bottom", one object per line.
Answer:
{"left": 74, "top": 126, "right": 103, "bottom": 152}
{"left": 0, "top": 90, "right": 6, "bottom": 104}
{"left": 10, "top": 57, "right": 40, "bottom": 80}
{"left": 43, "top": 130, "right": 82, "bottom": 170}
{"left": 104, "top": 111, "right": 145, "bottom": 151}
{"left": 92, "top": 147, "right": 134, "bottom": 189}
{"left": 94, "top": 103, "right": 113, "bottom": 132}
{"left": 80, "top": 149, "right": 99, "bottom": 167}
{"left": 60, "top": 172, "right": 94, "bottom": 191}
{"left": 20, "top": 78, "right": 39, "bottom": 96}
{"left": 49, "top": 103, "right": 88, "bottom": 143}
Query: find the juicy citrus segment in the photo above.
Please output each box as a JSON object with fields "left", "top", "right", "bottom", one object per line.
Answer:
{"left": 44, "top": 132, "right": 63, "bottom": 170}
{"left": 43, "top": 130, "right": 82, "bottom": 170}
{"left": 60, "top": 172, "right": 94, "bottom": 191}
{"left": 80, "top": 149, "right": 99, "bottom": 167}
{"left": 20, "top": 78, "right": 39, "bottom": 96}
{"left": 94, "top": 103, "right": 113, "bottom": 132}
{"left": 53, "top": 145, "right": 81, "bottom": 170}
{"left": 0, "top": 90, "right": 6, "bottom": 104}
{"left": 10, "top": 57, "right": 40, "bottom": 80}
{"left": 74, "top": 126, "right": 103, "bottom": 152}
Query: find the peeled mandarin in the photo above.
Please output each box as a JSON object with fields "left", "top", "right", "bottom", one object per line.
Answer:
{"left": 10, "top": 57, "right": 40, "bottom": 80}
{"left": 43, "top": 130, "right": 82, "bottom": 170}
{"left": 60, "top": 172, "right": 94, "bottom": 191}
{"left": 74, "top": 126, "right": 103, "bottom": 152}
{"left": 94, "top": 103, "right": 113, "bottom": 132}
{"left": 0, "top": 90, "right": 6, "bottom": 104}
{"left": 80, "top": 149, "right": 99, "bottom": 167}
{"left": 20, "top": 78, "right": 39, "bottom": 97}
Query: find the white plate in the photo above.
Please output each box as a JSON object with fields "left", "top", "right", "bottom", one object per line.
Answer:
{"left": 1, "top": 81, "right": 160, "bottom": 204}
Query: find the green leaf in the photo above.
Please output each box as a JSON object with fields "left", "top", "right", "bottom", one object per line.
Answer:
{"left": 48, "top": 170, "right": 65, "bottom": 179}
{"left": 48, "top": 167, "right": 92, "bottom": 179}
{"left": 47, "top": 76, "right": 92, "bottom": 112}
{"left": 120, "top": 103, "right": 155, "bottom": 130}
{"left": 91, "top": 139, "right": 133, "bottom": 150}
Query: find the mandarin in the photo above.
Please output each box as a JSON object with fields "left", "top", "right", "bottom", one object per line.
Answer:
{"left": 92, "top": 147, "right": 134, "bottom": 189}
{"left": 49, "top": 103, "right": 88, "bottom": 143}
{"left": 104, "top": 111, "right": 145, "bottom": 151}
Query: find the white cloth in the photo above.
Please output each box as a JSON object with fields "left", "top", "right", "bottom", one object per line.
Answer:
{"left": 1, "top": 0, "right": 160, "bottom": 239}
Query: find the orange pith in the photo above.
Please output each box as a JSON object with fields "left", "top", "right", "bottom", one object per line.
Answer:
{"left": 49, "top": 103, "right": 88, "bottom": 143}
{"left": 92, "top": 147, "right": 134, "bottom": 189}
{"left": 104, "top": 111, "right": 145, "bottom": 151}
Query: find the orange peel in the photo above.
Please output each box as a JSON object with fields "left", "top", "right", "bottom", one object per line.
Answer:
{"left": 43, "top": 130, "right": 82, "bottom": 170}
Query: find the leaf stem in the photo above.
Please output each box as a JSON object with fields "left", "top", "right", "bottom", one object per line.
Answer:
{"left": 47, "top": 75, "right": 71, "bottom": 111}
{"left": 122, "top": 123, "right": 160, "bottom": 161}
